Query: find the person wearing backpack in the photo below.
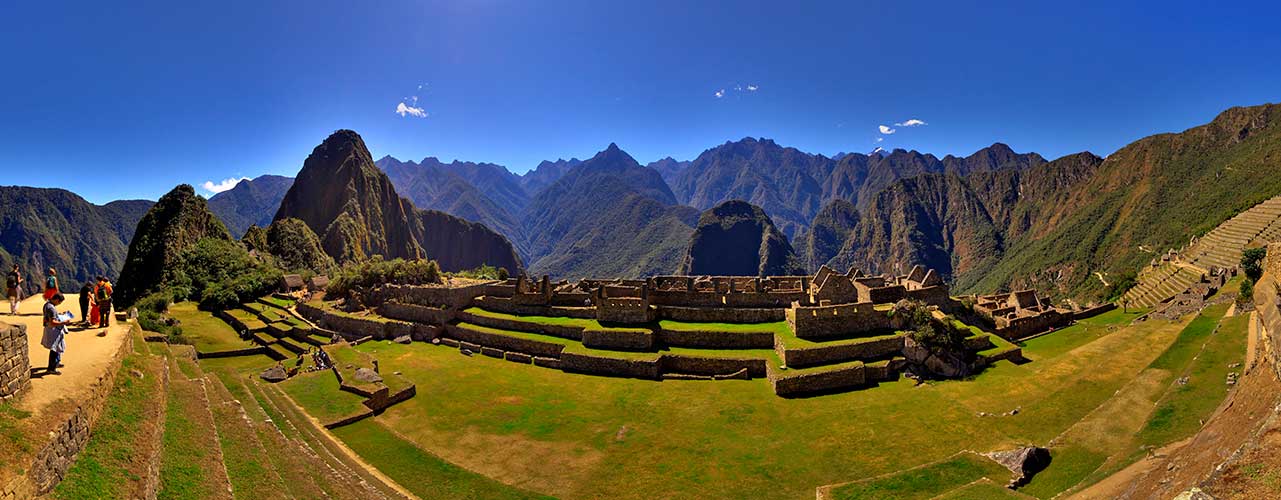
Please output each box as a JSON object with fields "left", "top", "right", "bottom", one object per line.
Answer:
{"left": 42, "top": 268, "right": 59, "bottom": 301}
{"left": 5, "top": 265, "right": 20, "bottom": 315}
{"left": 95, "top": 276, "right": 113, "bottom": 332}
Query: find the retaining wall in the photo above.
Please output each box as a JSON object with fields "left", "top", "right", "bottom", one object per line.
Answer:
{"left": 655, "top": 306, "right": 785, "bottom": 323}
{"left": 581, "top": 328, "right": 653, "bottom": 350}
{"left": 559, "top": 352, "right": 660, "bottom": 380}
{"left": 455, "top": 311, "right": 584, "bottom": 340}
{"left": 367, "top": 282, "right": 491, "bottom": 309}
{"left": 648, "top": 290, "right": 807, "bottom": 308}
{"left": 376, "top": 302, "right": 457, "bottom": 325}
{"left": 472, "top": 297, "right": 597, "bottom": 319}
{"left": 656, "top": 329, "right": 775, "bottom": 349}
{"left": 1, "top": 325, "right": 135, "bottom": 498}
{"left": 445, "top": 325, "right": 567, "bottom": 358}
{"left": 658, "top": 355, "right": 767, "bottom": 378}
{"left": 787, "top": 302, "right": 899, "bottom": 340}
{"left": 778, "top": 335, "right": 905, "bottom": 368}
{"left": 296, "top": 303, "right": 414, "bottom": 341}
{"left": 0, "top": 322, "right": 30, "bottom": 400}
{"left": 770, "top": 362, "right": 867, "bottom": 396}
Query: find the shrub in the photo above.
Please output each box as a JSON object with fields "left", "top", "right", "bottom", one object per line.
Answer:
{"left": 450, "top": 264, "right": 507, "bottom": 281}
{"left": 329, "top": 257, "right": 444, "bottom": 296}
{"left": 133, "top": 291, "right": 186, "bottom": 343}
{"left": 1238, "top": 278, "right": 1255, "bottom": 306}
{"left": 1242, "top": 247, "right": 1267, "bottom": 282}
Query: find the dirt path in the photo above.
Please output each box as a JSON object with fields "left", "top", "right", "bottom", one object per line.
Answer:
{"left": 8, "top": 294, "right": 131, "bottom": 413}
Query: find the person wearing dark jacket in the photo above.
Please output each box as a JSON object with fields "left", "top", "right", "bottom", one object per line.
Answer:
{"left": 95, "top": 276, "right": 113, "bottom": 332}
{"left": 79, "top": 282, "right": 93, "bottom": 326}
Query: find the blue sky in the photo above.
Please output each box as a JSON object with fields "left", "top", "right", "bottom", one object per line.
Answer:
{"left": 2, "top": 0, "right": 1280, "bottom": 203}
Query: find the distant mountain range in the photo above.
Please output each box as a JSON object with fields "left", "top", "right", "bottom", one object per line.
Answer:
{"left": 5, "top": 101, "right": 1281, "bottom": 303}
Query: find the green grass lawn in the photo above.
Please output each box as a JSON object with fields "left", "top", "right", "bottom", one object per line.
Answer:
{"left": 168, "top": 302, "right": 255, "bottom": 353}
{"left": 299, "top": 311, "right": 1187, "bottom": 500}
{"left": 827, "top": 452, "right": 1012, "bottom": 500}
{"left": 258, "top": 296, "right": 295, "bottom": 309}
{"left": 279, "top": 370, "right": 367, "bottom": 422}
{"left": 1018, "top": 445, "right": 1109, "bottom": 498}
{"left": 656, "top": 320, "right": 789, "bottom": 333}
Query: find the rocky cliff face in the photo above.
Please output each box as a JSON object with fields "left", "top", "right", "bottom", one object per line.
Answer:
{"left": 208, "top": 174, "right": 294, "bottom": 237}
{"left": 0, "top": 188, "right": 152, "bottom": 295}
{"left": 275, "top": 130, "right": 522, "bottom": 273}
{"left": 116, "top": 184, "right": 232, "bottom": 306}
{"left": 682, "top": 200, "right": 805, "bottom": 276}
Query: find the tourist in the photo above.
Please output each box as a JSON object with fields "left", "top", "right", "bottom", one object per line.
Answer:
{"left": 42, "top": 268, "right": 59, "bottom": 301}
{"left": 79, "top": 282, "right": 93, "bottom": 326}
{"left": 42, "top": 293, "right": 70, "bottom": 375}
{"left": 95, "top": 276, "right": 113, "bottom": 332}
{"left": 5, "top": 264, "right": 20, "bottom": 315}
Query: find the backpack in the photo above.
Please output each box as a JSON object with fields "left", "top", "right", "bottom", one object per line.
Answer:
{"left": 5, "top": 273, "right": 15, "bottom": 289}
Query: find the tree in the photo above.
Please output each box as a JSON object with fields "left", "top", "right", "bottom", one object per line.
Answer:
{"left": 1242, "top": 247, "right": 1267, "bottom": 282}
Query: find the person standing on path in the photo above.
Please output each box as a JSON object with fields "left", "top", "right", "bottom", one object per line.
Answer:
{"left": 95, "top": 276, "right": 113, "bottom": 333}
{"left": 42, "top": 268, "right": 59, "bottom": 301}
{"left": 42, "top": 293, "right": 70, "bottom": 375}
{"left": 5, "top": 265, "right": 20, "bottom": 315}
{"left": 79, "top": 282, "right": 93, "bottom": 326}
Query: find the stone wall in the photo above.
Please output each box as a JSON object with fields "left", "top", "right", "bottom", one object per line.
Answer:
{"left": 296, "top": 303, "right": 414, "bottom": 341}
{"left": 777, "top": 334, "right": 905, "bottom": 368}
{"left": 559, "top": 352, "right": 661, "bottom": 380}
{"left": 472, "top": 296, "right": 598, "bottom": 319}
{"left": 455, "top": 311, "right": 584, "bottom": 340}
{"left": 0, "top": 322, "right": 30, "bottom": 400}
{"left": 786, "top": 301, "right": 899, "bottom": 340}
{"left": 648, "top": 289, "right": 807, "bottom": 308}
{"left": 658, "top": 355, "right": 767, "bottom": 378}
{"left": 1071, "top": 303, "right": 1117, "bottom": 321}
{"left": 376, "top": 302, "right": 457, "bottom": 325}
{"left": 1, "top": 325, "right": 135, "bottom": 498}
{"left": 655, "top": 328, "right": 775, "bottom": 349}
{"left": 445, "top": 325, "right": 566, "bottom": 358}
{"left": 595, "top": 298, "right": 653, "bottom": 324}
{"left": 770, "top": 362, "right": 866, "bottom": 396}
{"left": 581, "top": 328, "right": 653, "bottom": 350}
{"left": 654, "top": 306, "right": 785, "bottom": 323}
{"left": 367, "top": 282, "right": 492, "bottom": 309}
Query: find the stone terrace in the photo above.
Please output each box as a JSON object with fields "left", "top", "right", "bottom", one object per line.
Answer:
{"left": 298, "top": 265, "right": 1027, "bottom": 397}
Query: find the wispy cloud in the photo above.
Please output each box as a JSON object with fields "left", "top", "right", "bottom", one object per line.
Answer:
{"left": 878, "top": 125, "right": 896, "bottom": 135}
{"left": 714, "top": 89, "right": 726, "bottom": 98}
{"left": 746, "top": 84, "right": 759, "bottom": 92}
{"left": 894, "top": 118, "right": 927, "bottom": 127}
{"left": 875, "top": 137, "right": 884, "bottom": 143}
{"left": 202, "top": 177, "right": 249, "bottom": 194}
{"left": 714, "top": 84, "right": 759, "bottom": 98}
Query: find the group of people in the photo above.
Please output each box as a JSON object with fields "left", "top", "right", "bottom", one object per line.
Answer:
{"left": 3, "top": 265, "right": 116, "bottom": 376}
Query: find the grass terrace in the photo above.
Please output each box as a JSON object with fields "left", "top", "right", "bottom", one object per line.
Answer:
{"left": 168, "top": 302, "right": 257, "bottom": 353}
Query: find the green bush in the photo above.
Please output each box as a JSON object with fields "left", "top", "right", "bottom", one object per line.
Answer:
{"left": 329, "top": 257, "right": 443, "bottom": 296}
{"left": 450, "top": 264, "right": 507, "bottom": 281}
{"left": 1242, "top": 247, "right": 1267, "bottom": 282}
{"left": 133, "top": 291, "right": 185, "bottom": 343}
{"left": 1238, "top": 279, "right": 1255, "bottom": 306}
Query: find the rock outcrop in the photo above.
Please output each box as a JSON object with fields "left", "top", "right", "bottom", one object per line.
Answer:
{"left": 116, "top": 184, "right": 232, "bottom": 306}
{"left": 682, "top": 200, "right": 805, "bottom": 276}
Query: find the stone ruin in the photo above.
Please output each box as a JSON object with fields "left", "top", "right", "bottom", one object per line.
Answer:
{"left": 972, "top": 289, "right": 1070, "bottom": 340}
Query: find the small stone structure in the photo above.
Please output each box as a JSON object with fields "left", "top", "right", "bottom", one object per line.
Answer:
{"left": 281, "top": 274, "right": 305, "bottom": 294}
{"left": 0, "top": 322, "right": 30, "bottom": 400}
{"left": 973, "top": 289, "right": 1070, "bottom": 340}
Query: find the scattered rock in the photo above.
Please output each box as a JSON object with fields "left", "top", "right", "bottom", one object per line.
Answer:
{"left": 431, "top": 338, "right": 441, "bottom": 345}
{"left": 393, "top": 371, "right": 402, "bottom": 376}
{"left": 260, "top": 365, "right": 288, "bottom": 383}
{"left": 354, "top": 367, "right": 383, "bottom": 384}
{"left": 1173, "top": 487, "right": 1213, "bottom": 500}
{"left": 394, "top": 335, "right": 412, "bottom": 344}
{"left": 1176, "top": 376, "right": 1190, "bottom": 385}
{"left": 615, "top": 425, "right": 630, "bottom": 442}
{"left": 130, "top": 369, "right": 145, "bottom": 379}
{"left": 460, "top": 348, "right": 474, "bottom": 357}
{"left": 984, "top": 446, "right": 1051, "bottom": 488}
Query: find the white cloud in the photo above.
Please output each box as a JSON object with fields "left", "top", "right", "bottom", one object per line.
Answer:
{"left": 201, "top": 177, "right": 249, "bottom": 194}
{"left": 875, "top": 137, "right": 884, "bottom": 143}
{"left": 878, "top": 125, "right": 896, "bottom": 135}
{"left": 396, "top": 101, "right": 427, "bottom": 118}
{"left": 714, "top": 89, "right": 726, "bottom": 98}
{"left": 894, "top": 119, "right": 927, "bottom": 127}
{"left": 746, "top": 84, "right": 759, "bottom": 91}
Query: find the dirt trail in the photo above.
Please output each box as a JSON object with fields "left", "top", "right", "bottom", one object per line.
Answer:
{"left": 7, "top": 294, "right": 131, "bottom": 413}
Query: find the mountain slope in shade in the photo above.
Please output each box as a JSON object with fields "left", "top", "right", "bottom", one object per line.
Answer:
{"left": 794, "top": 199, "right": 860, "bottom": 272}
{"left": 519, "top": 158, "right": 581, "bottom": 194}
{"left": 0, "top": 187, "right": 151, "bottom": 295}
{"left": 682, "top": 200, "right": 805, "bottom": 276}
{"left": 208, "top": 174, "right": 294, "bottom": 237}
{"left": 523, "top": 143, "right": 696, "bottom": 278}
{"left": 116, "top": 184, "right": 232, "bottom": 306}
{"left": 646, "top": 157, "right": 691, "bottom": 185}
{"left": 377, "top": 155, "right": 527, "bottom": 256}
{"left": 275, "top": 130, "right": 522, "bottom": 273}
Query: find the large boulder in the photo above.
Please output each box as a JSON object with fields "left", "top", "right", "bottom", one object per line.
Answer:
{"left": 354, "top": 367, "right": 383, "bottom": 384}
{"left": 259, "top": 364, "right": 288, "bottom": 383}
{"left": 984, "top": 446, "right": 1051, "bottom": 487}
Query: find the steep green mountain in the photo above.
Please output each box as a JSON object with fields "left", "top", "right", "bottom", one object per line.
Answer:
{"left": 794, "top": 199, "right": 860, "bottom": 271}
{"left": 0, "top": 187, "right": 151, "bottom": 295}
{"left": 275, "top": 130, "right": 522, "bottom": 273}
{"left": 274, "top": 130, "right": 425, "bottom": 263}
{"left": 523, "top": 144, "right": 697, "bottom": 278}
{"left": 682, "top": 200, "right": 805, "bottom": 276}
{"left": 377, "top": 155, "right": 527, "bottom": 256}
{"left": 266, "top": 217, "right": 335, "bottom": 273}
{"left": 207, "top": 174, "right": 294, "bottom": 237}
{"left": 116, "top": 184, "right": 233, "bottom": 306}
